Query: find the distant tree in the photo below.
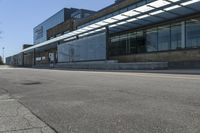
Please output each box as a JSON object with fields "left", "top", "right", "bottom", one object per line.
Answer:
{"left": 0, "top": 56, "right": 3, "bottom": 65}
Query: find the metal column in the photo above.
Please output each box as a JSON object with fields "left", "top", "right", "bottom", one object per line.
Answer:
{"left": 181, "top": 21, "right": 186, "bottom": 49}
{"left": 106, "top": 26, "right": 110, "bottom": 60}
{"left": 22, "top": 52, "right": 24, "bottom": 67}
{"left": 33, "top": 49, "right": 36, "bottom": 66}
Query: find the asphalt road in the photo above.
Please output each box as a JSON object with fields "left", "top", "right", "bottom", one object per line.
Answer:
{"left": 0, "top": 68, "right": 200, "bottom": 133}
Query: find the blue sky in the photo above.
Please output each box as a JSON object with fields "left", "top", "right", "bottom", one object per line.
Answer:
{"left": 0, "top": 0, "right": 114, "bottom": 58}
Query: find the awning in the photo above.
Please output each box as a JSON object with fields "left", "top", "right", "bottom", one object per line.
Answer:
{"left": 22, "top": 0, "right": 200, "bottom": 52}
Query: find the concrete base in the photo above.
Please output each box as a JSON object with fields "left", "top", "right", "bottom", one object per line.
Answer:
{"left": 169, "top": 61, "right": 200, "bottom": 69}
{"left": 110, "top": 49, "right": 200, "bottom": 63}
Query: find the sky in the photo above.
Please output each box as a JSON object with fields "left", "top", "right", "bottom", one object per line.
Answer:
{"left": 0, "top": 0, "right": 114, "bottom": 59}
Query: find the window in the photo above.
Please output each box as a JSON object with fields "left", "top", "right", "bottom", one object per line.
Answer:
{"left": 110, "top": 36, "right": 120, "bottom": 56}
{"left": 109, "top": 17, "right": 200, "bottom": 57}
{"left": 146, "top": 28, "right": 158, "bottom": 52}
{"left": 158, "top": 26, "right": 170, "bottom": 51}
{"left": 34, "top": 26, "right": 44, "bottom": 40}
{"left": 129, "top": 33, "right": 137, "bottom": 54}
{"left": 84, "top": 13, "right": 90, "bottom": 17}
{"left": 186, "top": 19, "right": 200, "bottom": 48}
{"left": 171, "top": 23, "right": 182, "bottom": 50}
{"left": 136, "top": 31, "right": 146, "bottom": 53}
{"left": 73, "top": 14, "right": 81, "bottom": 19}
{"left": 110, "top": 34, "right": 130, "bottom": 56}
{"left": 118, "top": 34, "right": 128, "bottom": 55}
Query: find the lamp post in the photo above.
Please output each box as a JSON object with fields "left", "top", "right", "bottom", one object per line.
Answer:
{"left": 2, "top": 47, "right": 5, "bottom": 64}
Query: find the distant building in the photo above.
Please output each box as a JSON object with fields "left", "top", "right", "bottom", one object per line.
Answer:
{"left": 6, "top": 53, "right": 23, "bottom": 66}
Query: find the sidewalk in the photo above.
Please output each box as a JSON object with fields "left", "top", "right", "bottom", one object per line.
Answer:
{"left": 128, "top": 69, "right": 200, "bottom": 75}
{"left": 0, "top": 89, "right": 56, "bottom": 133}
{"left": 0, "top": 65, "right": 13, "bottom": 69}
{"left": 2, "top": 64, "right": 200, "bottom": 75}
{"left": 50, "top": 68, "right": 200, "bottom": 75}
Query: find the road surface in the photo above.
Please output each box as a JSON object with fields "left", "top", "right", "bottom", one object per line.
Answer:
{"left": 0, "top": 68, "right": 200, "bottom": 133}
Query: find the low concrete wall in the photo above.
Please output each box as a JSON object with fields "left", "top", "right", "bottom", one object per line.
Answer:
{"left": 109, "top": 49, "right": 200, "bottom": 63}
{"left": 169, "top": 61, "right": 200, "bottom": 69}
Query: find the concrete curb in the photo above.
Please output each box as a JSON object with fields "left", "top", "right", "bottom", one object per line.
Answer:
{"left": 0, "top": 89, "right": 56, "bottom": 133}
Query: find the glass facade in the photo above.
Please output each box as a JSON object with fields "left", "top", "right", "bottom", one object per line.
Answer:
{"left": 109, "top": 17, "right": 200, "bottom": 56}
{"left": 186, "top": 18, "right": 200, "bottom": 48}
{"left": 146, "top": 28, "right": 158, "bottom": 52}
{"left": 171, "top": 23, "right": 182, "bottom": 50}
{"left": 34, "top": 9, "right": 66, "bottom": 44}
{"left": 129, "top": 33, "right": 137, "bottom": 54}
{"left": 158, "top": 26, "right": 170, "bottom": 51}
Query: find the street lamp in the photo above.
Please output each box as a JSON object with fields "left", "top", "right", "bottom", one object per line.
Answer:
{"left": 2, "top": 47, "right": 5, "bottom": 64}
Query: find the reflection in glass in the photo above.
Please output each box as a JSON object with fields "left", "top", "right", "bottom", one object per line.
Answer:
{"left": 171, "top": 23, "right": 182, "bottom": 50}
{"left": 158, "top": 26, "right": 170, "bottom": 51}
{"left": 129, "top": 33, "right": 137, "bottom": 54}
{"left": 136, "top": 31, "right": 146, "bottom": 53}
{"left": 110, "top": 36, "right": 120, "bottom": 56}
{"left": 146, "top": 28, "right": 158, "bottom": 52}
{"left": 119, "top": 34, "right": 128, "bottom": 55}
{"left": 186, "top": 19, "right": 200, "bottom": 48}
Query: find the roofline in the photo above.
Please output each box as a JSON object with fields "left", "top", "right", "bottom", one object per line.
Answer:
{"left": 33, "top": 8, "right": 67, "bottom": 29}
{"left": 77, "top": 0, "right": 140, "bottom": 27}
{"left": 33, "top": 7, "right": 96, "bottom": 29}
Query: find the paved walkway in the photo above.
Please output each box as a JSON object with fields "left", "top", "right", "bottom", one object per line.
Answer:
{"left": 0, "top": 89, "right": 55, "bottom": 133}
{"left": 0, "top": 65, "right": 13, "bottom": 69}
{"left": 131, "top": 69, "right": 200, "bottom": 75}
{"left": 53, "top": 68, "right": 200, "bottom": 75}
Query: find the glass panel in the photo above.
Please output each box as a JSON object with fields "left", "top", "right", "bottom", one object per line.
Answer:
{"left": 158, "top": 26, "right": 170, "bottom": 51}
{"left": 118, "top": 34, "right": 128, "bottom": 55}
{"left": 136, "top": 31, "right": 146, "bottom": 53}
{"left": 186, "top": 19, "right": 200, "bottom": 48}
{"left": 129, "top": 33, "right": 137, "bottom": 54}
{"left": 146, "top": 28, "right": 158, "bottom": 52}
{"left": 171, "top": 23, "right": 182, "bottom": 50}
{"left": 110, "top": 36, "right": 120, "bottom": 56}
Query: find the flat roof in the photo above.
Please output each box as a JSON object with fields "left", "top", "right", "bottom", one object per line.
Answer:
{"left": 22, "top": 0, "right": 200, "bottom": 53}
